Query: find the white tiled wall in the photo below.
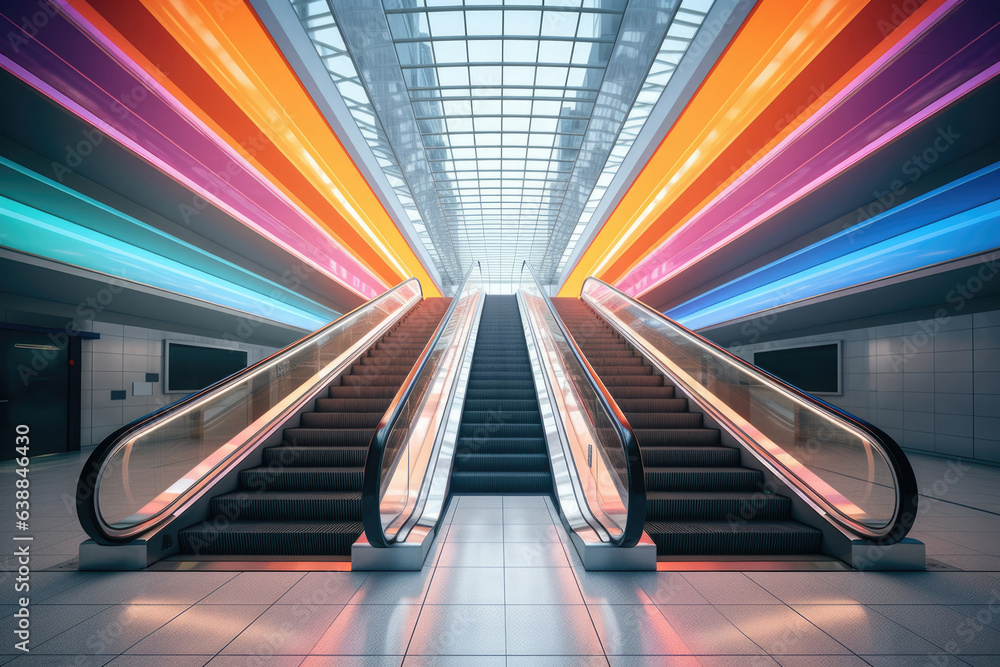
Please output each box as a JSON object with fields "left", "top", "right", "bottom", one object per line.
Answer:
{"left": 728, "top": 311, "right": 1000, "bottom": 464}
{"left": 79, "top": 321, "right": 277, "bottom": 448}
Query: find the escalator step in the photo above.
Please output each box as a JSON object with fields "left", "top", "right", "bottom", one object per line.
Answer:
{"left": 645, "top": 491, "right": 791, "bottom": 521}
{"left": 211, "top": 491, "right": 362, "bottom": 521}
{"left": 264, "top": 446, "right": 367, "bottom": 467}
{"left": 626, "top": 412, "right": 703, "bottom": 429}
{"left": 461, "top": 410, "right": 541, "bottom": 424}
{"left": 464, "top": 399, "right": 539, "bottom": 411}
{"left": 645, "top": 520, "right": 822, "bottom": 556}
{"left": 633, "top": 429, "right": 720, "bottom": 446}
{"left": 640, "top": 445, "right": 739, "bottom": 467}
{"left": 617, "top": 398, "right": 688, "bottom": 413}
{"left": 645, "top": 467, "right": 763, "bottom": 492}
{"left": 314, "top": 398, "right": 393, "bottom": 413}
{"left": 449, "top": 471, "right": 552, "bottom": 494}
{"left": 599, "top": 374, "right": 665, "bottom": 387}
{"left": 453, "top": 453, "right": 550, "bottom": 472}
{"left": 283, "top": 428, "right": 374, "bottom": 447}
{"left": 609, "top": 386, "right": 676, "bottom": 399}
{"left": 300, "top": 412, "right": 382, "bottom": 429}
{"left": 464, "top": 388, "right": 538, "bottom": 400}
{"left": 179, "top": 521, "right": 363, "bottom": 556}
{"left": 456, "top": 437, "right": 549, "bottom": 455}
{"left": 341, "top": 374, "right": 409, "bottom": 386}
{"left": 328, "top": 385, "right": 400, "bottom": 399}
{"left": 238, "top": 467, "right": 363, "bottom": 492}
{"left": 459, "top": 423, "right": 543, "bottom": 438}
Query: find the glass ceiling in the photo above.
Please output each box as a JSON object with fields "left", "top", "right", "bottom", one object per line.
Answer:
{"left": 289, "top": 0, "right": 716, "bottom": 293}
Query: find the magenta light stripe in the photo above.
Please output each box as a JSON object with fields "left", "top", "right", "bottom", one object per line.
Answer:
{"left": 619, "top": 0, "right": 998, "bottom": 298}
{"left": 0, "top": 2, "right": 386, "bottom": 300}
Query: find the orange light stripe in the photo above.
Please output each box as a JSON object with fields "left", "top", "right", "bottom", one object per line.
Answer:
{"left": 601, "top": 0, "right": 949, "bottom": 292}
{"left": 559, "top": 0, "right": 874, "bottom": 297}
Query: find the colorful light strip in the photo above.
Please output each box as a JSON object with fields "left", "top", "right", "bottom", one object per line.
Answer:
{"left": 619, "top": 0, "right": 1000, "bottom": 300}
{"left": 670, "top": 173, "right": 1000, "bottom": 330}
{"left": 1, "top": 195, "right": 331, "bottom": 330}
{"left": 0, "top": 0, "right": 387, "bottom": 302}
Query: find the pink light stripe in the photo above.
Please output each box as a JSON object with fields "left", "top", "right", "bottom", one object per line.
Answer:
{"left": 0, "top": 3, "right": 386, "bottom": 300}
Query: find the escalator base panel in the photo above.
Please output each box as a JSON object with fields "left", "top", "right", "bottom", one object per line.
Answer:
{"left": 179, "top": 520, "right": 364, "bottom": 556}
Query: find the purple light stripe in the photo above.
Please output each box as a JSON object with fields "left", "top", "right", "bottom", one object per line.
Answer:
{"left": 0, "top": 0, "right": 386, "bottom": 299}
{"left": 619, "top": 0, "right": 1000, "bottom": 298}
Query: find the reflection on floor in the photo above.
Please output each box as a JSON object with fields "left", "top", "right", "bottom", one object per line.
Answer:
{"left": 1, "top": 449, "right": 999, "bottom": 664}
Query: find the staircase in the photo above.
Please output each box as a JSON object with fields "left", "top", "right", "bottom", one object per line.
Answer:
{"left": 450, "top": 294, "right": 552, "bottom": 494}
{"left": 178, "top": 297, "right": 451, "bottom": 556}
{"left": 553, "top": 298, "right": 821, "bottom": 556}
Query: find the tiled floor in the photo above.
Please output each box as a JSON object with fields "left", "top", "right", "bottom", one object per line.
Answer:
{"left": 2, "top": 450, "right": 1000, "bottom": 664}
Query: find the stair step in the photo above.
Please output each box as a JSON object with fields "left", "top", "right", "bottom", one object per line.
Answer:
{"left": 461, "top": 410, "right": 541, "bottom": 424}
{"left": 449, "top": 471, "right": 552, "bottom": 494}
{"left": 645, "top": 492, "right": 792, "bottom": 521}
{"left": 454, "top": 452, "right": 550, "bottom": 472}
{"left": 617, "top": 398, "right": 688, "bottom": 413}
{"left": 456, "top": 437, "right": 549, "bottom": 455}
{"left": 459, "top": 423, "right": 543, "bottom": 438}
{"left": 645, "top": 520, "right": 822, "bottom": 556}
{"left": 640, "top": 445, "right": 739, "bottom": 467}
{"left": 179, "top": 521, "right": 363, "bottom": 556}
{"left": 283, "top": 428, "right": 373, "bottom": 447}
{"left": 645, "top": 467, "right": 763, "bottom": 492}
{"left": 211, "top": 491, "right": 362, "bottom": 521}
{"left": 264, "top": 446, "right": 367, "bottom": 467}
{"left": 238, "top": 467, "right": 363, "bottom": 492}
{"left": 300, "top": 412, "right": 382, "bottom": 429}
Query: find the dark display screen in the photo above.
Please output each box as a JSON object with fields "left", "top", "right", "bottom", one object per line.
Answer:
{"left": 754, "top": 343, "right": 840, "bottom": 394}
{"left": 166, "top": 342, "right": 247, "bottom": 393}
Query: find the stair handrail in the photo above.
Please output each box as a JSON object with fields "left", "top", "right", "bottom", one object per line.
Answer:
{"left": 520, "top": 261, "right": 646, "bottom": 547}
{"left": 581, "top": 276, "right": 919, "bottom": 544}
{"left": 77, "top": 278, "right": 423, "bottom": 545}
{"left": 363, "top": 261, "right": 484, "bottom": 547}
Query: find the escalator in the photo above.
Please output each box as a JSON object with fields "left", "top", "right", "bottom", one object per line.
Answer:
{"left": 554, "top": 298, "right": 821, "bottom": 556}
{"left": 178, "top": 298, "right": 450, "bottom": 556}
{"left": 76, "top": 278, "right": 461, "bottom": 567}
{"left": 450, "top": 295, "right": 552, "bottom": 494}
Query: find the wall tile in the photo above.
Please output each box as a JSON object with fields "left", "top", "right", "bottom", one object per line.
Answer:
{"left": 123, "top": 354, "right": 147, "bottom": 372}
{"left": 935, "top": 350, "right": 973, "bottom": 373}
{"left": 975, "top": 372, "right": 1000, "bottom": 394}
{"left": 876, "top": 373, "right": 903, "bottom": 392}
{"left": 903, "top": 392, "right": 934, "bottom": 413}
{"left": 91, "top": 371, "right": 124, "bottom": 390}
{"left": 844, "top": 374, "right": 875, "bottom": 392}
{"left": 876, "top": 391, "right": 902, "bottom": 411}
{"left": 901, "top": 411, "right": 934, "bottom": 433}
{"left": 123, "top": 406, "right": 153, "bottom": 423}
{"left": 877, "top": 408, "right": 903, "bottom": 429}
{"left": 845, "top": 357, "right": 871, "bottom": 374}
{"left": 936, "top": 314, "right": 973, "bottom": 331}
{"left": 975, "top": 326, "right": 1000, "bottom": 350}
{"left": 974, "top": 348, "right": 1000, "bottom": 371}
{"left": 934, "top": 329, "right": 973, "bottom": 352}
{"left": 844, "top": 340, "right": 868, "bottom": 358}
{"left": 974, "top": 311, "right": 1000, "bottom": 327}
{"left": 91, "top": 321, "right": 123, "bottom": 336}
{"left": 974, "top": 393, "right": 999, "bottom": 415}
{"left": 875, "top": 355, "right": 903, "bottom": 374}
{"left": 91, "top": 335, "right": 123, "bottom": 355}
{"left": 901, "top": 352, "right": 933, "bottom": 373}
{"left": 936, "top": 434, "right": 973, "bottom": 458}
{"left": 123, "top": 337, "right": 147, "bottom": 356}
{"left": 974, "top": 416, "right": 1000, "bottom": 441}
{"left": 934, "top": 393, "right": 974, "bottom": 416}
{"left": 876, "top": 324, "right": 903, "bottom": 337}
{"left": 123, "top": 325, "right": 148, "bottom": 339}
{"left": 901, "top": 430, "right": 934, "bottom": 451}
{"left": 91, "top": 407, "right": 123, "bottom": 428}
{"left": 974, "top": 439, "right": 1000, "bottom": 463}
{"left": 936, "top": 373, "right": 973, "bottom": 394}
{"left": 875, "top": 337, "right": 902, "bottom": 355}
{"left": 935, "top": 413, "right": 973, "bottom": 438}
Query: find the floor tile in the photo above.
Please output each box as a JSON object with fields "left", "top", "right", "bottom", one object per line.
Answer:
{"left": 745, "top": 572, "right": 862, "bottom": 605}
{"left": 208, "top": 657, "right": 305, "bottom": 666}
{"left": 407, "top": 605, "right": 505, "bottom": 655}
{"left": 403, "top": 657, "right": 505, "bottom": 666}
{"left": 300, "top": 657, "right": 402, "bottom": 666}
{"left": 681, "top": 572, "right": 781, "bottom": 604}
{"left": 0, "top": 603, "right": 107, "bottom": 654}
{"left": 772, "top": 658, "right": 871, "bottom": 667}
{"left": 275, "top": 572, "right": 369, "bottom": 606}
{"left": 871, "top": 604, "right": 1000, "bottom": 655}
{"left": 348, "top": 572, "right": 432, "bottom": 605}
{"left": 715, "top": 604, "right": 850, "bottom": 655}
{"left": 503, "top": 524, "right": 561, "bottom": 543}
{"left": 655, "top": 604, "right": 764, "bottom": 655}
{"left": 576, "top": 572, "right": 654, "bottom": 605}
{"left": 445, "top": 524, "right": 503, "bottom": 543}
{"left": 505, "top": 567, "right": 584, "bottom": 605}
{"left": 105, "top": 656, "right": 212, "bottom": 666}
{"left": 502, "top": 508, "right": 553, "bottom": 524}
{"left": 502, "top": 496, "right": 548, "bottom": 508}
{"left": 221, "top": 603, "right": 344, "bottom": 655}
{"left": 505, "top": 605, "right": 604, "bottom": 655}
{"left": 455, "top": 496, "right": 504, "bottom": 509}
{"left": 199, "top": 572, "right": 305, "bottom": 605}
{"left": 425, "top": 566, "right": 505, "bottom": 604}
{"left": 309, "top": 605, "right": 420, "bottom": 655}
{"left": 792, "top": 604, "right": 942, "bottom": 655}
{"left": 632, "top": 572, "right": 707, "bottom": 605}
{"left": 452, "top": 508, "right": 504, "bottom": 525}
{"left": 589, "top": 604, "right": 692, "bottom": 655}
{"left": 125, "top": 604, "right": 267, "bottom": 655}
{"left": 437, "top": 541, "right": 505, "bottom": 567}
{"left": 32, "top": 604, "right": 188, "bottom": 655}
{"left": 503, "top": 541, "right": 570, "bottom": 567}
{"left": 508, "top": 657, "right": 609, "bottom": 667}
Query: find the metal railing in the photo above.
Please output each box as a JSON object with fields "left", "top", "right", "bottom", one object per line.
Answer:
{"left": 518, "top": 262, "right": 645, "bottom": 547}
{"left": 581, "top": 277, "right": 919, "bottom": 544}
{"left": 77, "top": 279, "right": 423, "bottom": 544}
{"left": 363, "top": 262, "right": 484, "bottom": 546}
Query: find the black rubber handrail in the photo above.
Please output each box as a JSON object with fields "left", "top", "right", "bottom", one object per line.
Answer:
{"left": 362, "top": 261, "right": 481, "bottom": 547}
{"left": 522, "top": 261, "right": 646, "bottom": 548}
{"left": 77, "top": 278, "right": 423, "bottom": 545}
{"left": 582, "top": 276, "right": 919, "bottom": 545}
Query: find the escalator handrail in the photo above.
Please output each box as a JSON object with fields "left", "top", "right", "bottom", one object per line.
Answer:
{"left": 363, "top": 261, "right": 481, "bottom": 547}
{"left": 77, "top": 277, "right": 423, "bottom": 545}
{"left": 522, "top": 261, "right": 646, "bottom": 548}
{"left": 581, "top": 276, "right": 919, "bottom": 544}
